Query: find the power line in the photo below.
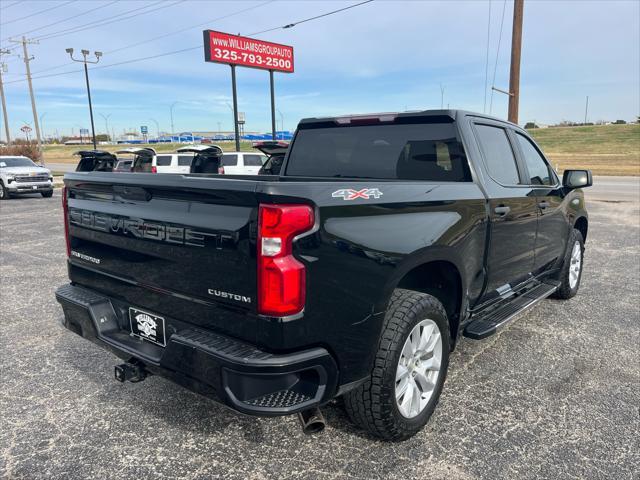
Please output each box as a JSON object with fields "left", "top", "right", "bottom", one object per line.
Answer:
{"left": 483, "top": 0, "right": 492, "bottom": 113}
{"left": 489, "top": 0, "right": 508, "bottom": 114}
{"left": 0, "top": 0, "right": 76, "bottom": 27}
{"left": 2, "top": 0, "right": 120, "bottom": 43}
{"left": 24, "top": 1, "right": 272, "bottom": 77}
{"left": 4, "top": 0, "right": 379, "bottom": 86}
{"left": 0, "top": 1, "right": 21, "bottom": 11}
{"left": 248, "top": 0, "right": 375, "bottom": 36}
{"left": 106, "top": 1, "right": 273, "bottom": 54}
{"left": 34, "top": 1, "right": 179, "bottom": 41}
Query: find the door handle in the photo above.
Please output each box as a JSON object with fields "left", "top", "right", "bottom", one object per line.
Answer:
{"left": 538, "top": 201, "right": 550, "bottom": 210}
{"left": 494, "top": 205, "right": 511, "bottom": 216}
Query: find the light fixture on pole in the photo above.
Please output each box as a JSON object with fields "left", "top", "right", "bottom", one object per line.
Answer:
{"left": 66, "top": 48, "right": 101, "bottom": 149}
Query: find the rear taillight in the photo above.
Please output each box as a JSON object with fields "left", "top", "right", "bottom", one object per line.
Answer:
{"left": 218, "top": 166, "right": 225, "bottom": 174}
{"left": 257, "top": 204, "right": 314, "bottom": 317}
{"left": 151, "top": 166, "right": 157, "bottom": 173}
{"left": 62, "top": 186, "right": 70, "bottom": 257}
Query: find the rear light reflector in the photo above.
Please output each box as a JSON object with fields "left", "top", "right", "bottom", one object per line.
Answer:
{"left": 257, "top": 204, "right": 314, "bottom": 317}
{"left": 62, "top": 186, "right": 70, "bottom": 257}
{"left": 218, "top": 166, "right": 225, "bottom": 174}
{"left": 151, "top": 166, "right": 157, "bottom": 173}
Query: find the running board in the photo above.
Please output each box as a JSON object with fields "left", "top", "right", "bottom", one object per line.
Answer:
{"left": 463, "top": 281, "right": 559, "bottom": 340}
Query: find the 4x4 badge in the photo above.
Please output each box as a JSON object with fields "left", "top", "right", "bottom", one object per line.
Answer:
{"left": 332, "top": 188, "right": 383, "bottom": 201}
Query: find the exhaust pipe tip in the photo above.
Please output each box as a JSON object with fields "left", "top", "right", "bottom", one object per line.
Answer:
{"left": 297, "top": 408, "right": 326, "bottom": 435}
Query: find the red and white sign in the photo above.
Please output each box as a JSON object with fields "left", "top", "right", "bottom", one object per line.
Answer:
{"left": 20, "top": 125, "right": 32, "bottom": 133}
{"left": 203, "top": 30, "right": 294, "bottom": 73}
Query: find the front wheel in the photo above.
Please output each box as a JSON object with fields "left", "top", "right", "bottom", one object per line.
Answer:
{"left": 41, "top": 190, "right": 54, "bottom": 198}
{"left": 344, "top": 289, "right": 450, "bottom": 441}
{"left": 0, "top": 181, "right": 9, "bottom": 200}
{"left": 553, "top": 228, "right": 584, "bottom": 299}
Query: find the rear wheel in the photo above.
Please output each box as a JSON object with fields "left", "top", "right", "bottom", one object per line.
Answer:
{"left": 553, "top": 228, "right": 584, "bottom": 299}
{"left": 0, "top": 181, "right": 9, "bottom": 200}
{"left": 41, "top": 190, "right": 53, "bottom": 198}
{"left": 344, "top": 289, "right": 450, "bottom": 441}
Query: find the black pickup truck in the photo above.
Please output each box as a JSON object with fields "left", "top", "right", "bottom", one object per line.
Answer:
{"left": 55, "top": 110, "right": 591, "bottom": 440}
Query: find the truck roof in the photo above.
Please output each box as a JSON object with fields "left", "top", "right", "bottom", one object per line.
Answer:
{"left": 298, "top": 109, "right": 519, "bottom": 128}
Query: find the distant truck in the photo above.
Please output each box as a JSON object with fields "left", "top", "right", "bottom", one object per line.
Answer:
{"left": 56, "top": 110, "right": 591, "bottom": 440}
{"left": 0, "top": 156, "right": 53, "bottom": 199}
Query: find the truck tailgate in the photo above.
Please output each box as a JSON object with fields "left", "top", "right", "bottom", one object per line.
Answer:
{"left": 64, "top": 173, "right": 260, "bottom": 339}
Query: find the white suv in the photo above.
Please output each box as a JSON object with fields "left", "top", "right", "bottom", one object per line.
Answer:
{"left": 0, "top": 156, "right": 53, "bottom": 199}
{"left": 220, "top": 152, "right": 267, "bottom": 175}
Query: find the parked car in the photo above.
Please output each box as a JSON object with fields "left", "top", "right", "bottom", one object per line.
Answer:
{"left": 56, "top": 110, "right": 591, "bottom": 440}
{"left": 74, "top": 150, "right": 117, "bottom": 172}
{"left": 176, "top": 145, "right": 224, "bottom": 174}
{"left": 255, "top": 141, "right": 289, "bottom": 175}
{"left": 220, "top": 151, "right": 267, "bottom": 175}
{"left": 113, "top": 159, "right": 133, "bottom": 172}
{"left": 0, "top": 155, "right": 53, "bottom": 199}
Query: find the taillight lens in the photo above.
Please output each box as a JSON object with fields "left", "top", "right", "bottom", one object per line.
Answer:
{"left": 257, "top": 204, "right": 314, "bottom": 316}
{"left": 62, "top": 186, "right": 70, "bottom": 257}
{"left": 151, "top": 166, "right": 157, "bottom": 173}
{"left": 218, "top": 166, "right": 225, "bottom": 174}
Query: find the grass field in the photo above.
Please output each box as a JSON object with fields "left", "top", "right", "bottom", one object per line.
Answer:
{"left": 42, "top": 124, "right": 639, "bottom": 176}
{"left": 528, "top": 123, "right": 639, "bottom": 176}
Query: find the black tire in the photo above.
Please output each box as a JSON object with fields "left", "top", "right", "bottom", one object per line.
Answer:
{"left": 0, "top": 181, "right": 9, "bottom": 200}
{"left": 553, "top": 228, "right": 584, "bottom": 299}
{"left": 41, "top": 190, "right": 54, "bottom": 198}
{"left": 344, "top": 289, "right": 450, "bottom": 441}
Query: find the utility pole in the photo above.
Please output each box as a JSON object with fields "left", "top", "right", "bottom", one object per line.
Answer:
{"left": 0, "top": 49, "right": 11, "bottom": 145}
{"left": 440, "top": 84, "right": 445, "bottom": 109}
{"left": 10, "top": 37, "right": 42, "bottom": 151}
{"left": 507, "top": 0, "right": 524, "bottom": 124}
{"left": 584, "top": 96, "right": 589, "bottom": 125}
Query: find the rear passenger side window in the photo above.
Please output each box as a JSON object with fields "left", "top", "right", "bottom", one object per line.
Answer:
{"left": 243, "top": 154, "right": 264, "bottom": 166}
{"left": 221, "top": 154, "right": 238, "bottom": 166}
{"left": 155, "top": 155, "right": 171, "bottom": 166}
{"left": 474, "top": 124, "right": 521, "bottom": 185}
{"left": 515, "top": 133, "right": 554, "bottom": 186}
{"left": 178, "top": 155, "right": 193, "bottom": 166}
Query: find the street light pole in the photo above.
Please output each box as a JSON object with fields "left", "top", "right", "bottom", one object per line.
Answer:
{"left": 149, "top": 118, "right": 160, "bottom": 138}
{"left": 66, "top": 48, "right": 102, "bottom": 149}
{"left": 99, "top": 113, "right": 111, "bottom": 141}
{"left": 170, "top": 101, "right": 179, "bottom": 136}
{"left": 277, "top": 109, "right": 284, "bottom": 138}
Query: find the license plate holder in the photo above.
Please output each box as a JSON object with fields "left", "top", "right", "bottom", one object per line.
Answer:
{"left": 129, "top": 307, "right": 166, "bottom": 347}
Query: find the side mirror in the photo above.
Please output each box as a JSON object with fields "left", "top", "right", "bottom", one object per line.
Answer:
{"left": 563, "top": 169, "right": 592, "bottom": 189}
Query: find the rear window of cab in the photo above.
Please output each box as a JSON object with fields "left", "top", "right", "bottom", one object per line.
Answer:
{"left": 285, "top": 123, "right": 471, "bottom": 181}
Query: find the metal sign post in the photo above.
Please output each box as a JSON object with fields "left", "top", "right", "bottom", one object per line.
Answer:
{"left": 203, "top": 30, "right": 294, "bottom": 149}
{"left": 230, "top": 65, "right": 240, "bottom": 151}
{"left": 269, "top": 70, "right": 276, "bottom": 140}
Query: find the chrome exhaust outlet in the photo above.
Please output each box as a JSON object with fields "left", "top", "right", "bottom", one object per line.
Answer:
{"left": 297, "top": 407, "right": 325, "bottom": 434}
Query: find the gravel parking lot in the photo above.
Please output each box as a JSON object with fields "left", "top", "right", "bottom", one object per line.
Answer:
{"left": 1, "top": 182, "right": 638, "bottom": 480}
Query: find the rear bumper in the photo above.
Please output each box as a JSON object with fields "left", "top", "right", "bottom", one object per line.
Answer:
{"left": 55, "top": 283, "right": 338, "bottom": 416}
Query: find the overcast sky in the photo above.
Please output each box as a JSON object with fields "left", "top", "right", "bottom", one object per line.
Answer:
{"left": 0, "top": 0, "right": 638, "bottom": 138}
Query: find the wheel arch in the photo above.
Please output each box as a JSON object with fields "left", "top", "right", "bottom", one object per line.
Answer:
{"left": 378, "top": 249, "right": 467, "bottom": 348}
{"left": 574, "top": 216, "right": 588, "bottom": 243}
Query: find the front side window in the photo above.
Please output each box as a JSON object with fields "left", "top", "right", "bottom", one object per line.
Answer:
{"left": 474, "top": 124, "right": 521, "bottom": 185}
{"left": 515, "top": 133, "right": 554, "bottom": 186}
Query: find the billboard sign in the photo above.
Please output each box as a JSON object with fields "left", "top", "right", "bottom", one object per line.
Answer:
{"left": 203, "top": 30, "right": 294, "bottom": 73}
{"left": 79, "top": 128, "right": 89, "bottom": 135}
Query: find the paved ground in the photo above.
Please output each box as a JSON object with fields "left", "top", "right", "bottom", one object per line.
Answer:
{"left": 0, "top": 180, "right": 638, "bottom": 479}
